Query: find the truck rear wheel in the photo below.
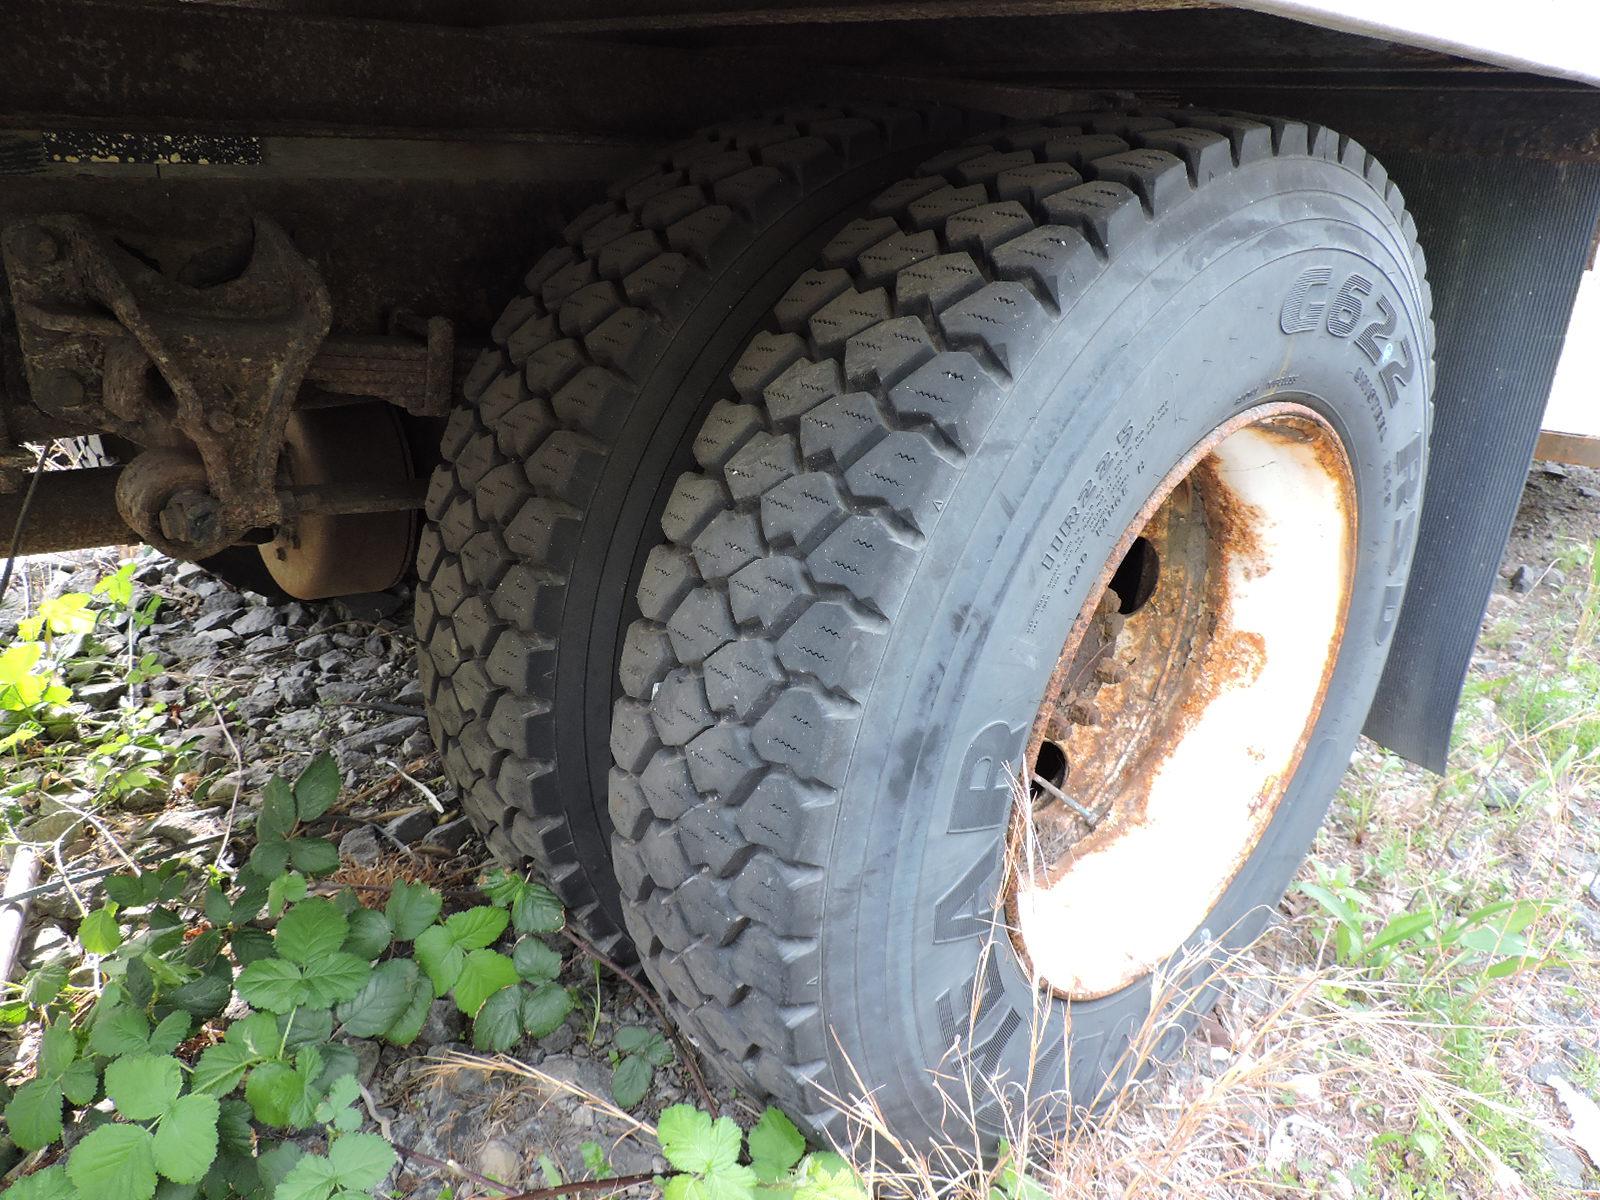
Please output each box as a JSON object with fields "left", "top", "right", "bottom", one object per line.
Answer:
{"left": 416, "top": 106, "right": 981, "bottom": 952}
{"left": 609, "top": 108, "right": 1433, "bottom": 1144}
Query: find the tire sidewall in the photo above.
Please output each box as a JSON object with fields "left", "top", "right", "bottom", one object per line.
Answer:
{"left": 818, "top": 157, "right": 1431, "bottom": 1142}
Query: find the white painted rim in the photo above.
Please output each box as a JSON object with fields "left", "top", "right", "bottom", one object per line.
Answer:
{"left": 1012, "top": 404, "right": 1356, "bottom": 999}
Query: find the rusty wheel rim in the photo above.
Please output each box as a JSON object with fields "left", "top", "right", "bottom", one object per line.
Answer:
{"left": 1008, "top": 402, "right": 1357, "bottom": 1000}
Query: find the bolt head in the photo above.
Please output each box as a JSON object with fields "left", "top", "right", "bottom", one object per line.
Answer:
{"left": 207, "top": 410, "right": 239, "bottom": 434}
{"left": 157, "top": 487, "right": 221, "bottom": 547}
{"left": 35, "top": 368, "right": 87, "bottom": 412}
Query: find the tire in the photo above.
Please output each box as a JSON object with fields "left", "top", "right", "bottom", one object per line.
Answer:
{"left": 610, "top": 106, "right": 1434, "bottom": 1146}
{"left": 416, "top": 105, "right": 986, "bottom": 955}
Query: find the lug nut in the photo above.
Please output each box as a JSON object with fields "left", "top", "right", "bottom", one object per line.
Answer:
{"left": 157, "top": 487, "right": 221, "bottom": 548}
{"left": 34, "top": 368, "right": 87, "bottom": 413}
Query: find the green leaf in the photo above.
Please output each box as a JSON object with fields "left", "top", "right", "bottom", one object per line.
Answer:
{"left": 276, "top": 898, "right": 348, "bottom": 966}
{"left": 227, "top": 1011, "right": 282, "bottom": 1057}
{"left": 266, "top": 870, "right": 307, "bottom": 918}
{"left": 512, "top": 939, "right": 562, "bottom": 984}
{"left": 453, "top": 950, "right": 519, "bottom": 1017}
{"left": 105, "top": 1054, "right": 183, "bottom": 1121}
{"left": 191, "top": 1042, "right": 258, "bottom": 1097}
{"left": 615, "top": 1027, "right": 672, "bottom": 1067}
{"left": 5, "top": 1078, "right": 63, "bottom": 1151}
{"left": 341, "top": 908, "right": 391, "bottom": 961}
{"left": 248, "top": 839, "right": 290, "bottom": 882}
{"left": 520, "top": 981, "right": 573, "bottom": 1038}
{"left": 148, "top": 1012, "right": 191, "bottom": 1056}
{"left": 293, "top": 754, "right": 341, "bottom": 821}
{"left": 23, "top": 960, "right": 69, "bottom": 1008}
{"left": 0, "top": 1164, "right": 78, "bottom": 1200}
{"left": 67, "top": 1123, "right": 157, "bottom": 1200}
{"left": 245, "top": 1062, "right": 316, "bottom": 1130}
{"left": 288, "top": 838, "right": 340, "bottom": 878}
{"left": 59, "top": 1056, "right": 99, "bottom": 1106}
{"left": 154, "top": 1095, "right": 220, "bottom": 1184}
{"left": 236, "top": 959, "right": 306, "bottom": 1014}
{"left": 166, "top": 961, "right": 233, "bottom": 1018}
{"left": 216, "top": 1098, "right": 254, "bottom": 1154}
{"left": 747, "top": 1108, "right": 806, "bottom": 1182}
{"left": 793, "top": 1152, "right": 868, "bottom": 1200}
{"left": 511, "top": 883, "right": 565, "bottom": 935}
{"left": 258, "top": 778, "right": 298, "bottom": 842}
{"left": 581, "top": 1141, "right": 613, "bottom": 1180}
{"left": 384, "top": 880, "right": 444, "bottom": 942}
{"left": 39, "top": 1019, "right": 77, "bottom": 1078}
{"left": 203, "top": 886, "right": 234, "bottom": 928}
{"left": 89, "top": 1009, "right": 144, "bottom": 1061}
{"left": 471, "top": 985, "right": 524, "bottom": 1052}
{"left": 445, "top": 907, "right": 508, "bottom": 950}
{"left": 327, "top": 1133, "right": 395, "bottom": 1190}
{"left": 79, "top": 907, "right": 123, "bottom": 955}
{"left": 610, "top": 1054, "right": 652, "bottom": 1111}
{"left": 299, "top": 952, "right": 371, "bottom": 1008}
{"left": 658, "top": 1105, "right": 743, "bottom": 1175}
{"left": 413, "top": 926, "right": 466, "bottom": 997}
{"left": 381, "top": 974, "right": 434, "bottom": 1047}
{"left": 274, "top": 1153, "right": 338, "bottom": 1200}
{"left": 229, "top": 928, "right": 276, "bottom": 965}
{"left": 335, "top": 959, "right": 419, "bottom": 1038}
{"left": 256, "top": 1142, "right": 306, "bottom": 1195}
{"left": 479, "top": 870, "right": 524, "bottom": 907}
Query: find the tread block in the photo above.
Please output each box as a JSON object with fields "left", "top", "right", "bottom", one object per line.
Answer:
{"left": 807, "top": 516, "right": 920, "bottom": 618}
{"left": 1041, "top": 181, "right": 1144, "bottom": 256}
{"left": 652, "top": 668, "right": 717, "bottom": 747}
{"left": 639, "top": 184, "right": 709, "bottom": 232}
{"left": 541, "top": 255, "right": 598, "bottom": 309}
{"left": 995, "top": 162, "right": 1083, "bottom": 212}
{"left": 1172, "top": 112, "right": 1273, "bottom": 165}
{"left": 491, "top": 563, "right": 562, "bottom": 637}
{"left": 821, "top": 215, "right": 900, "bottom": 268}
{"left": 504, "top": 311, "right": 558, "bottom": 366}
{"left": 773, "top": 269, "right": 853, "bottom": 334}
{"left": 724, "top": 431, "right": 801, "bottom": 504}
{"left": 637, "top": 544, "right": 701, "bottom": 623}
{"left": 692, "top": 509, "right": 767, "bottom": 583}
{"left": 610, "top": 697, "right": 661, "bottom": 774}
{"left": 640, "top": 750, "right": 701, "bottom": 821}
{"left": 761, "top": 135, "right": 846, "bottom": 190}
{"left": 452, "top": 429, "right": 501, "bottom": 493}
{"left": 487, "top": 693, "right": 555, "bottom": 759}
{"left": 586, "top": 307, "right": 658, "bottom": 381}
{"left": 473, "top": 462, "right": 528, "bottom": 527}
{"left": 1132, "top": 128, "right": 1231, "bottom": 186}
{"left": 1041, "top": 132, "right": 1129, "bottom": 171}
{"left": 637, "top": 825, "right": 694, "bottom": 895}
{"left": 845, "top": 431, "right": 959, "bottom": 528}
{"left": 597, "top": 228, "right": 667, "bottom": 281}
{"left": 735, "top": 776, "right": 833, "bottom": 865}
{"left": 728, "top": 555, "right": 815, "bottom": 633}
{"left": 716, "top": 165, "right": 796, "bottom": 225}
{"left": 618, "top": 622, "right": 677, "bottom": 700}
{"left": 939, "top": 281, "right": 1054, "bottom": 375}
{"left": 763, "top": 357, "right": 844, "bottom": 427}
{"left": 666, "top": 585, "right": 738, "bottom": 665}
{"left": 526, "top": 431, "right": 608, "bottom": 506}
{"left": 730, "top": 853, "right": 824, "bottom": 937}
{"left": 505, "top": 496, "right": 581, "bottom": 565}
{"left": 685, "top": 722, "right": 766, "bottom": 800}
{"left": 609, "top": 768, "right": 652, "bottom": 840}
{"left": 944, "top": 200, "right": 1034, "bottom": 256}
{"left": 667, "top": 204, "right": 742, "bottom": 271}
{"left": 760, "top": 470, "right": 846, "bottom": 552}
{"left": 704, "top": 639, "right": 786, "bottom": 719}
{"left": 752, "top": 687, "right": 856, "bottom": 789}
{"left": 889, "top": 355, "right": 998, "bottom": 457}
{"left": 487, "top": 630, "right": 555, "bottom": 694}
{"left": 495, "top": 398, "right": 558, "bottom": 461}
{"left": 523, "top": 340, "right": 584, "bottom": 398}
{"left": 775, "top": 600, "right": 886, "bottom": 699}
{"left": 906, "top": 183, "right": 989, "bottom": 231}
{"left": 661, "top": 473, "right": 730, "bottom": 545}
{"left": 674, "top": 874, "right": 746, "bottom": 946}
{"left": 731, "top": 331, "right": 809, "bottom": 401}
{"left": 559, "top": 281, "right": 625, "bottom": 338}
{"left": 1088, "top": 149, "right": 1190, "bottom": 215}
{"left": 854, "top": 229, "right": 939, "bottom": 288}
{"left": 552, "top": 365, "right": 633, "bottom": 439}
{"left": 868, "top": 175, "right": 946, "bottom": 217}
{"left": 843, "top": 315, "right": 936, "bottom": 391}
{"left": 916, "top": 143, "right": 992, "bottom": 177}
{"left": 459, "top": 531, "right": 512, "bottom": 591}
{"left": 952, "top": 148, "right": 1037, "bottom": 187}
{"left": 799, "top": 390, "right": 887, "bottom": 469}
{"left": 991, "top": 225, "right": 1100, "bottom": 310}
{"left": 695, "top": 400, "right": 766, "bottom": 470}
{"left": 462, "top": 347, "right": 504, "bottom": 403}
{"left": 522, "top": 243, "right": 578, "bottom": 292}
{"left": 894, "top": 252, "right": 985, "bottom": 318}
{"left": 808, "top": 288, "right": 892, "bottom": 355}
{"left": 624, "top": 252, "right": 705, "bottom": 323}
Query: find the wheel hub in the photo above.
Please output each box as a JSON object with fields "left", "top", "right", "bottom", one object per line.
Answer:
{"left": 1009, "top": 402, "right": 1358, "bottom": 999}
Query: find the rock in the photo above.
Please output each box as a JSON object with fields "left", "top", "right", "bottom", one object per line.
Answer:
{"left": 1578, "top": 484, "right": 1600, "bottom": 500}
{"left": 420, "top": 999, "right": 464, "bottom": 1047}
{"left": 401, "top": 729, "right": 435, "bottom": 759}
{"left": 1541, "top": 462, "right": 1569, "bottom": 479}
{"left": 277, "top": 675, "right": 316, "bottom": 706}
{"left": 232, "top": 608, "right": 278, "bottom": 637}
{"left": 473, "top": 1139, "right": 522, "bottom": 1187}
{"left": 384, "top": 809, "right": 434, "bottom": 844}
{"left": 1484, "top": 777, "right": 1521, "bottom": 810}
{"left": 1547, "top": 567, "right": 1567, "bottom": 591}
{"left": 294, "top": 634, "right": 334, "bottom": 661}
{"left": 192, "top": 608, "right": 239, "bottom": 633}
{"left": 18, "top": 811, "right": 86, "bottom": 844}
{"left": 396, "top": 678, "right": 423, "bottom": 703}
{"left": 280, "top": 602, "right": 308, "bottom": 627}
{"left": 339, "top": 825, "right": 382, "bottom": 868}
{"left": 1540, "top": 1132, "right": 1587, "bottom": 1189}
{"left": 1589, "top": 871, "right": 1600, "bottom": 906}
{"left": 147, "top": 809, "right": 221, "bottom": 846}
{"left": 422, "top": 817, "right": 473, "bottom": 853}
{"left": 335, "top": 592, "right": 406, "bottom": 622}
{"left": 77, "top": 679, "right": 128, "bottom": 710}
{"left": 318, "top": 681, "right": 370, "bottom": 703}
{"left": 1508, "top": 564, "right": 1535, "bottom": 593}
{"left": 348, "top": 1038, "right": 382, "bottom": 1087}
{"left": 166, "top": 634, "right": 220, "bottom": 660}
{"left": 317, "top": 650, "right": 346, "bottom": 672}
{"left": 337, "top": 717, "right": 425, "bottom": 754}
{"left": 540, "top": 1024, "right": 576, "bottom": 1055}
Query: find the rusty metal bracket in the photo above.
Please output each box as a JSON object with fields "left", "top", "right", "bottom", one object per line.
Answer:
{"left": 1, "top": 214, "right": 332, "bottom": 556}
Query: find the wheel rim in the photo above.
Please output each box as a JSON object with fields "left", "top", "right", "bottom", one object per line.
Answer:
{"left": 1008, "top": 402, "right": 1358, "bottom": 1000}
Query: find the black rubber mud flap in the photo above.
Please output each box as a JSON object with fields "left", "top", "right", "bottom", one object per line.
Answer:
{"left": 1362, "top": 154, "right": 1600, "bottom": 771}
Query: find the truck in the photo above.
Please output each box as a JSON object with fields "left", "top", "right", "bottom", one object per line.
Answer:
{"left": 3, "top": 0, "right": 1597, "bottom": 1149}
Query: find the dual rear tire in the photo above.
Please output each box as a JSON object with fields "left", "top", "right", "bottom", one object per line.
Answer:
{"left": 421, "top": 104, "right": 1433, "bottom": 1146}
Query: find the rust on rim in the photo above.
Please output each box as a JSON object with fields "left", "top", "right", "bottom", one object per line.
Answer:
{"left": 1008, "top": 402, "right": 1357, "bottom": 1000}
